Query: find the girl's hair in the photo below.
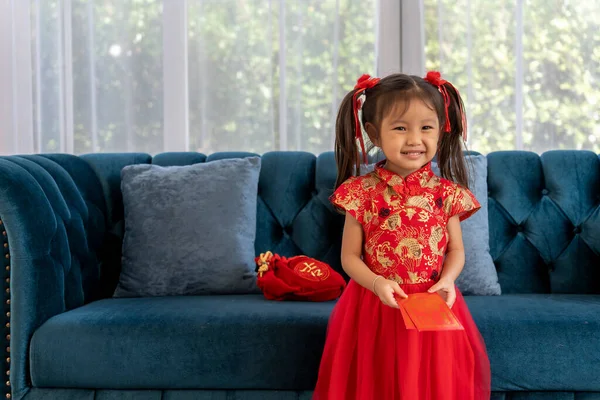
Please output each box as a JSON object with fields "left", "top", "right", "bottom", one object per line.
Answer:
{"left": 334, "top": 73, "right": 470, "bottom": 190}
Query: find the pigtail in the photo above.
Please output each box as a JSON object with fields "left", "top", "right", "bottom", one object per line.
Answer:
{"left": 334, "top": 90, "right": 361, "bottom": 190}
{"left": 436, "top": 82, "right": 470, "bottom": 189}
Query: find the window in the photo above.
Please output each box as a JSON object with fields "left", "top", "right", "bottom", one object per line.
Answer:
{"left": 424, "top": 0, "right": 600, "bottom": 153}
{"left": 2, "top": 0, "right": 382, "bottom": 155}
{"left": 4, "top": 1, "right": 596, "bottom": 155}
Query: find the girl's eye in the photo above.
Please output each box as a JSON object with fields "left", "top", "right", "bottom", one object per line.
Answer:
{"left": 393, "top": 127, "right": 406, "bottom": 131}
{"left": 423, "top": 126, "right": 434, "bottom": 130}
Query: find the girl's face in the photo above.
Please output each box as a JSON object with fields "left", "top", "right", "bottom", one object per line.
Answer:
{"left": 368, "top": 99, "right": 440, "bottom": 178}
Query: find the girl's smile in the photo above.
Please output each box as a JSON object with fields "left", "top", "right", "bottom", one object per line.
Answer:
{"left": 368, "top": 99, "right": 440, "bottom": 177}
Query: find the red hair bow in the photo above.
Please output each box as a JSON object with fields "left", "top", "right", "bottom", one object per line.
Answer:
{"left": 424, "top": 71, "right": 447, "bottom": 87}
{"left": 424, "top": 71, "right": 467, "bottom": 140}
{"left": 424, "top": 71, "right": 451, "bottom": 133}
{"left": 354, "top": 74, "right": 380, "bottom": 90}
{"left": 353, "top": 74, "right": 380, "bottom": 165}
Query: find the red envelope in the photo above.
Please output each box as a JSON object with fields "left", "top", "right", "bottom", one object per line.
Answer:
{"left": 398, "top": 292, "right": 464, "bottom": 332}
{"left": 398, "top": 302, "right": 416, "bottom": 330}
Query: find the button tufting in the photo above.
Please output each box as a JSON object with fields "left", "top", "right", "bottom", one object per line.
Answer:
{"left": 516, "top": 225, "right": 524, "bottom": 233}
{"left": 541, "top": 189, "right": 549, "bottom": 195}
{"left": 277, "top": 225, "right": 285, "bottom": 238}
{"left": 282, "top": 226, "right": 292, "bottom": 237}
{"left": 573, "top": 226, "right": 582, "bottom": 234}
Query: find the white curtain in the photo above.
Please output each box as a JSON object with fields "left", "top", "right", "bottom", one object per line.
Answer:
{"left": 5, "top": 1, "right": 596, "bottom": 156}
{"left": 1, "top": 0, "right": 394, "bottom": 155}
{"left": 424, "top": 0, "right": 600, "bottom": 154}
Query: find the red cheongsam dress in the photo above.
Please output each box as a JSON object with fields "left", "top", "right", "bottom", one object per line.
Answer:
{"left": 313, "top": 161, "right": 491, "bottom": 400}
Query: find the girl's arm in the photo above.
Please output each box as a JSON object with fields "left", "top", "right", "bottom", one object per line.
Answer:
{"left": 427, "top": 215, "right": 464, "bottom": 307}
{"left": 341, "top": 213, "right": 407, "bottom": 308}
{"left": 439, "top": 215, "right": 465, "bottom": 282}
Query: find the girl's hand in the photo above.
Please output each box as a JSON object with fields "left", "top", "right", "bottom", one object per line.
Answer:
{"left": 427, "top": 277, "right": 457, "bottom": 308}
{"left": 373, "top": 277, "right": 408, "bottom": 308}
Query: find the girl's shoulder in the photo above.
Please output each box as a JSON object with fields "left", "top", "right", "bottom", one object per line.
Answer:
{"left": 418, "top": 171, "right": 467, "bottom": 196}
{"left": 330, "top": 172, "right": 383, "bottom": 224}
{"left": 434, "top": 178, "right": 481, "bottom": 221}
{"left": 433, "top": 174, "right": 458, "bottom": 191}
{"left": 340, "top": 171, "right": 381, "bottom": 192}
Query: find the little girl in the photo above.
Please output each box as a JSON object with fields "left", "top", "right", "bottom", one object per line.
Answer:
{"left": 313, "top": 72, "right": 491, "bottom": 400}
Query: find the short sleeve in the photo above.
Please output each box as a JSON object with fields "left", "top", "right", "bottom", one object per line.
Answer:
{"left": 329, "top": 177, "right": 368, "bottom": 225}
{"left": 449, "top": 186, "right": 481, "bottom": 222}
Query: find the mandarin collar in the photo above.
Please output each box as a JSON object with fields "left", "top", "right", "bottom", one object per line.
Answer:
{"left": 374, "top": 160, "right": 434, "bottom": 192}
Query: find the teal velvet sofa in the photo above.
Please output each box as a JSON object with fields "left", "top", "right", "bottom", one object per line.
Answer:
{"left": 0, "top": 150, "right": 599, "bottom": 400}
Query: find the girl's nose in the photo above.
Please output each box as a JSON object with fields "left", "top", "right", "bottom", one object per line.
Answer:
{"left": 406, "top": 130, "right": 422, "bottom": 145}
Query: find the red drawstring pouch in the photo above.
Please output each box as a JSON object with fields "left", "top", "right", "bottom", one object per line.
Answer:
{"left": 255, "top": 252, "right": 346, "bottom": 302}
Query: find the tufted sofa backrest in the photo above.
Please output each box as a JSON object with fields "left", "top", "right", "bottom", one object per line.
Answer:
{"left": 81, "top": 151, "right": 347, "bottom": 300}
{"left": 86, "top": 149, "right": 600, "bottom": 297}
{"left": 486, "top": 151, "right": 600, "bottom": 294}
{"left": 3, "top": 150, "right": 598, "bottom": 308}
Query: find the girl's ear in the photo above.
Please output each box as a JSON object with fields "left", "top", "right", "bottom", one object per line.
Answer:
{"left": 365, "top": 122, "right": 379, "bottom": 147}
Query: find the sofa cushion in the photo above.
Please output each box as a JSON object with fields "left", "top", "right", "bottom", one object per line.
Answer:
{"left": 30, "top": 295, "right": 335, "bottom": 390}
{"left": 465, "top": 294, "right": 600, "bottom": 391}
{"left": 30, "top": 294, "right": 600, "bottom": 392}
{"left": 114, "top": 157, "right": 261, "bottom": 297}
{"left": 433, "top": 155, "right": 501, "bottom": 296}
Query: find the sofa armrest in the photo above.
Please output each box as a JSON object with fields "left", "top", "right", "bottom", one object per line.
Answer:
{"left": 0, "top": 157, "right": 86, "bottom": 400}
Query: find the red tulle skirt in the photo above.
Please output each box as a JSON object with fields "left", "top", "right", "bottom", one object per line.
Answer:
{"left": 313, "top": 280, "right": 491, "bottom": 400}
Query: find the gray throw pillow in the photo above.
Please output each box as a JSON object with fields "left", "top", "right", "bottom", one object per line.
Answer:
{"left": 114, "top": 157, "right": 261, "bottom": 297}
{"left": 433, "top": 155, "right": 501, "bottom": 295}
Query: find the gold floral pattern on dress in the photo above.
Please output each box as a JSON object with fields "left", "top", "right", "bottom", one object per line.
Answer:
{"left": 396, "top": 237, "right": 422, "bottom": 260}
{"left": 330, "top": 160, "right": 481, "bottom": 285}
{"left": 420, "top": 174, "right": 440, "bottom": 189}
{"left": 451, "top": 186, "right": 479, "bottom": 221}
{"left": 388, "top": 175, "right": 404, "bottom": 188}
{"left": 417, "top": 210, "right": 431, "bottom": 223}
{"left": 382, "top": 186, "right": 401, "bottom": 208}
{"left": 381, "top": 213, "right": 401, "bottom": 231}
{"left": 406, "top": 195, "right": 434, "bottom": 212}
{"left": 362, "top": 175, "right": 380, "bottom": 190}
{"left": 375, "top": 242, "right": 395, "bottom": 269}
{"left": 404, "top": 208, "right": 417, "bottom": 219}
{"left": 443, "top": 196, "right": 453, "bottom": 215}
{"left": 429, "top": 225, "right": 445, "bottom": 256}
{"left": 363, "top": 210, "right": 374, "bottom": 225}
